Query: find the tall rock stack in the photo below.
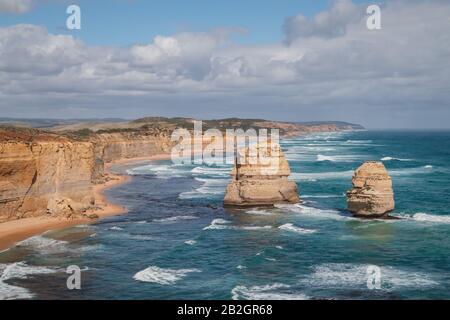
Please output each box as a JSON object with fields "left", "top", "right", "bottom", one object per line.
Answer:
{"left": 346, "top": 161, "right": 395, "bottom": 218}
{"left": 224, "top": 142, "right": 300, "bottom": 207}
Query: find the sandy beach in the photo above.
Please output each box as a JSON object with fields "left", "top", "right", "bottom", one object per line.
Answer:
{"left": 0, "top": 153, "right": 171, "bottom": 252}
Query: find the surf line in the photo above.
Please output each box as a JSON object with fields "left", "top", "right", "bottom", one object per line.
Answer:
{"left": 177, "top": 304, "right": 211, "bottom": 318}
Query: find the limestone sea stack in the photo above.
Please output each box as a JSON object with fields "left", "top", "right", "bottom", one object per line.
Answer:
{"left": 224, "top": 142, "right": 300, "bottom": 207}
{"left": 346, "top": 161, "right": 395, "bottom": 218}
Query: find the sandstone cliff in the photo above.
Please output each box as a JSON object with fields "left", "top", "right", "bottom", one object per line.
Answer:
{"left": 90, "top": 132, "right": 173, "bottom": 164}
{"left": 0, "top": 129, "right": 95, "bottom": 223}
{"left": 224, "top": 143, "right": 300, "bottom": 206}
{"left": 0, "top": 117, "right": 362, "bottom": 222}
{"left": 347, "top": 161, "right": 395, "bottom": 218}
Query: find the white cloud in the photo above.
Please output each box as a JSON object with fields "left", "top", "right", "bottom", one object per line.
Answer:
{"left": 283, "top": 0, "right": 362, "bottom": 43}
{"left": 0, "top": 0, "right": 33, "bottom": 13}
{"left": 0, "top": 0, "right": 449, "bottom": 128}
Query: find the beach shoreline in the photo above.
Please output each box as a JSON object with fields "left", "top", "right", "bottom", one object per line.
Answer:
{"left": 0, "top": 153, "right": 171, "bottom": 252}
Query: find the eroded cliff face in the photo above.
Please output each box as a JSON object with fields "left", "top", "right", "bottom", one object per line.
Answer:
{"left": 0, "top": 132, "right": 96, "bottom": 222}
{"left": 346, "top": 161, "right": 395, "bottom": 218}
{"left": 224, "top": 143, "right": 300, "bottom": 207}
{"left": 90, "top": 132, "right": 173, "bottom": 164}
{"left": 0, "top": 128, "right": 174, "bottom": 222}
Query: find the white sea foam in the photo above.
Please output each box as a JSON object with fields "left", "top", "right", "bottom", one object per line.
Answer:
{"left": 231, "top": 283, "right": 309, "bottom": 300}
{"left": 404, "top": 213, "right": 450, "bottom": 224}
{"left": 390, "top": 166, "right": 434, "bottom": 176}
{"left": 18, "top": 235, "right": 102, "bottom": 254}
{"left": 246, "top": 209, "right": 273, "bottom": 216}
{"left": 153, "top": 215, "right": 197, "bottom": 223}
{"left": 184, "top": 240, "right": 197, "bottom": 245}
{"left": 127, "top": 164, "right": 189, "bottom": 179}
{"left": 302, "top": 263, "right": 438, "bottom": 290}
{"left": 16, "top": 236, "right": 69, "bottom": 254}
{"left": 133, "top": 266, "right": 200, "bottom": 285}
{"left": 317, "top": 154, "right": 365, "bottom": 162}
{"left": 203, "top": 219, "right": 231, "bottom": 230}
{"left": 381, "top": 157, "right": 412, "bottom": 162}
{"left": 279, "top": 223, "right": 317, "bottom": 234}
{"left": 236, "top": 265, "right": 246, "bottom": 270}
{"left": 275, "top": 204, "right": 349, "bottom": 221}
{"left": 179, "top": 178, "right": 228, "bottom": 199}
{"left": 0, "top": 262, "right": 58, "bottom": 300}
{"left": 240, "top": 226, "right": 273, "bottom": 231}
{"left": 191, "top": 166, "right": 230, "bottom": 176}
{"left": 109, "top": 226, "right": 123, "bottom": 231}
{"left": 203, "top": 219, "right": 272, "bottom": 231}
{"left": 129, "top": 235, "right": 154, "bottom": 241}
{"left": 275, "top": 246, "right": 283, "bottom": 250}
{"left": 346, "top": 140, "right": 372, "bottom": 144}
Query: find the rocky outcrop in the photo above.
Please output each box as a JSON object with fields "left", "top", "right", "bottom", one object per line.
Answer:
{"left": 0, "top": 131, "right": 96, "bottom": 222}
{"left": 347, "top": 161, "right": 395, "bottom": 218}
{"left": 224, "top": 143, "right": 300, "bottom": 206}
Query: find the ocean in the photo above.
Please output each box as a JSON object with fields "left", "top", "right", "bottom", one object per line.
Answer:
{"left": 1, "top": 130, "right": 450, "bottom": 300}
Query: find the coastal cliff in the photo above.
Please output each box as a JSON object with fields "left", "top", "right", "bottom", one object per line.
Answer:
{"left": 90, "top": 132, "right": 173, "bottom": 164}
{"left": 0, "top": 117, "right": 363, "bottom": 222}
{"left": 224, "top": 143, "right": 300, "bottom": 206}
{"left": 0, "top": 129, "right": 96, "bottom": 223}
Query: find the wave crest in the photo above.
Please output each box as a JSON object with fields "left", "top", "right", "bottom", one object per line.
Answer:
{"left": 133, "top": 266, "right": 200, "bottom": 285}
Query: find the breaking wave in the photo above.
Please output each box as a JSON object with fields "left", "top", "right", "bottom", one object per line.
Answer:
{"left": 246, "top": 209, "right": 274, "bottom": 216}
{"left": 381, "top": 157, "right": 412, "bottom": 162}
{"left": 231, "top": 283, "right": 309, "bottom": 300}
{"left": 16, "top": 236, "right": 69, "bottom": 254}
{"left": 394, "top": 212, "right": 450, "bottom": 224}
{"left": 316, "top": 154, "right": 363, "bottom": 162}
{"left": 278, "top": 223, "right": 317, "bottom": 234}
{"left": 126, "top": 164, "right": 189, "bottom": 179}
{"left": 133, "top": 266, "right": 201, "bottom": 285}
{"left": 301, "top": 263, "right": 438, "bottom": 290}
{"left": 179, "top": 178, "right": 228, "bottom": 199}
{"left": 191, "top": 166, "right": 230, "bottom": 177}
{"left": 203, "top": 219, "right": 272, "bottom": 231}
{"left": 0, "top": 262, "right": 58, "bottom": 300}
{"left": 275, "top": 204, "right": 350, "bottom": 221}
{"left": 153, "top": 215, "right": 198, "bottom": 223}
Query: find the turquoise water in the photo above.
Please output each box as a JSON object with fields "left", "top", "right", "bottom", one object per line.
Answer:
{"left": 1, "top": 130, "right": 450, "bottom": 300}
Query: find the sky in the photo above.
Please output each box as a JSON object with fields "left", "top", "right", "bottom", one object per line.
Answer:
{"left": 0, "top": 0, "right": 449, "bottom": 128}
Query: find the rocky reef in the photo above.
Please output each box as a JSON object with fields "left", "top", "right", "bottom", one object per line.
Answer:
{"left": 224, "top": 143, "right": 300, "bottom": 207}
{"left": 347, "top": 161, "right": 395, "bottom": 218}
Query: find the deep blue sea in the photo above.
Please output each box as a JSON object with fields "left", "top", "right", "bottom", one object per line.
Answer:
{"left": 1, "top": 130, "right": 450, "bottom": 300}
